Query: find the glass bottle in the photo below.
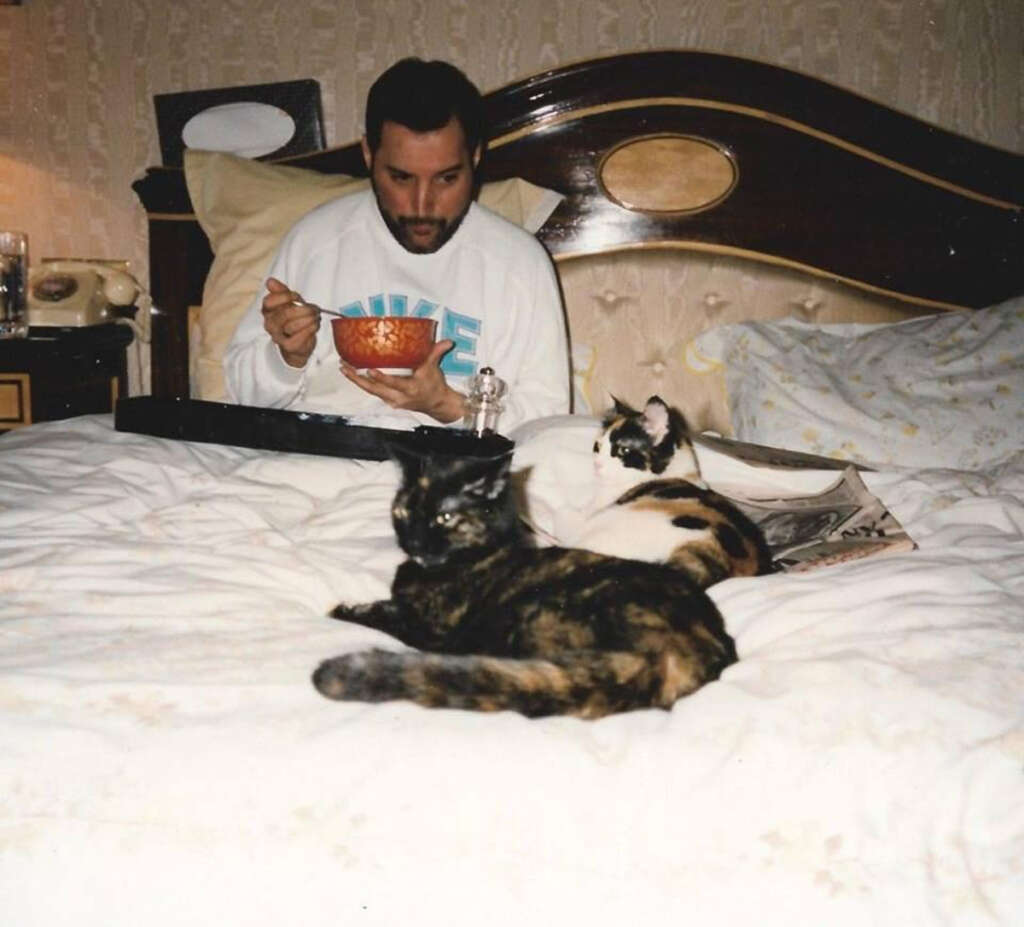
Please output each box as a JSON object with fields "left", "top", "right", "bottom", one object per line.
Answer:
{"left": 463, "top": 366, "right": 507, "bottom": 436}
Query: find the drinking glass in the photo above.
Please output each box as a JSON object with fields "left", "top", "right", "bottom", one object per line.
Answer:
{"left": 0, "top": 231, "right": 29, "bottom": 339}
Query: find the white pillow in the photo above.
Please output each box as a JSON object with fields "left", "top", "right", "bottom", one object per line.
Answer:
{"left": 693, "top": 297, "right": 1024, "bottom": 470}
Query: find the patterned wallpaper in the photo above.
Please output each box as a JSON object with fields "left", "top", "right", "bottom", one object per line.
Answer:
{"left": 0, "top": 0, "right": 1021, "bottom": 288}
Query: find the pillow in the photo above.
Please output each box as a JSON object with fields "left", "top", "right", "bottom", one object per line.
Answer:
{"left": 693, "top": 297, "right": 1024, "bottom": 470}
{"left": 509, "top": 413, "right": 603, "bottom": 541}
{"left": 184, "top": 150, "right": 565, "bottom": 401}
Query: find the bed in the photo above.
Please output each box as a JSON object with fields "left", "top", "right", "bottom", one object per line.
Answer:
{"left": 2, "top": 51, "right": 1023, "bottom": 925}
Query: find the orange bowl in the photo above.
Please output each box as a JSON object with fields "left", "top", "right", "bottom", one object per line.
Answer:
{"left": 331, "top": 316, "right": 437, "bottom": 370}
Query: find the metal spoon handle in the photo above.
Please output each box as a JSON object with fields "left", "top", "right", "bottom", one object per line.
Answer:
{"left": 292, "top": 298, "right": 346, "bottom": 319}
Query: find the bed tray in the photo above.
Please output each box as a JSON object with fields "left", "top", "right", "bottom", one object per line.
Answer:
{"left": 114, "top": 397, "right": 514, "bottom": 460}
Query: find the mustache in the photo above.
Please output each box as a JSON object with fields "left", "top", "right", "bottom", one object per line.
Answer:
{"left": 397, "top": 216, "right": 446, "bottom": 229}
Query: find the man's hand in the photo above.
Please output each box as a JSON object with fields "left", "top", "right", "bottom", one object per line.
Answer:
{"left": 261, "top": 277, "right": 321, "bottom": 368}
{"left": 341, "top": 339, "right": 466, "bottom": 423}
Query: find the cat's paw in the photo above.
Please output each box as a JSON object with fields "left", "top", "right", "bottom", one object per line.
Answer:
{"left": 328, "top": 602, "right": 358, "bottom": 621}
{"left": 328, "top": 601, "right": 383, "bottom": 623}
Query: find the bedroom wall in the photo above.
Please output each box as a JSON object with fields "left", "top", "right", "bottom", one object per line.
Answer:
{"left": 0, "top": 0, "right": 1021, "bottom": 289}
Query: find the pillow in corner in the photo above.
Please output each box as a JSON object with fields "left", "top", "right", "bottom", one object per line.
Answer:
{"left": 184, "top": 149, "right": 564, "bottom": 402}
{"left": 693, "top": 297, "right": 1024, "bottom": 471}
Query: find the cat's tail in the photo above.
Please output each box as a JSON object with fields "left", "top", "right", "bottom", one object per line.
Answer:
{"left": 312, "top": 640, "right": 733, "bottom": 719}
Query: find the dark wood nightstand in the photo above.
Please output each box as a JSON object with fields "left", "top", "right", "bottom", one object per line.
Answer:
{"left": 0, "top": 324, "right": 133, "bottom": 431}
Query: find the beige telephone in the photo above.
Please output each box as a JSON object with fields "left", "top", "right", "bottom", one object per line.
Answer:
{"left": 27, "top": 260, "right": 141, "bottom": 327}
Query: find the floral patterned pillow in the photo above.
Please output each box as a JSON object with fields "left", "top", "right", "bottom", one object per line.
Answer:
{"left": 694, "top": 297, "right": 1024, "bottom": 470}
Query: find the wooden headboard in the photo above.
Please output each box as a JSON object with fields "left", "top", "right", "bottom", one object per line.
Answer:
{"left": 133, "top": 50, "right": 1024, "bottom": 400}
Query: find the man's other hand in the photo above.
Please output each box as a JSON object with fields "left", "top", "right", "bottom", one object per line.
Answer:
{"left": 340, "top": 339, "right": 466, "bottom": 423}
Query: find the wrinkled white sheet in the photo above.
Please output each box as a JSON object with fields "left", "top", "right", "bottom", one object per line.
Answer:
{"left": 1, "top": 414, "right": 1022, "bottom": 926}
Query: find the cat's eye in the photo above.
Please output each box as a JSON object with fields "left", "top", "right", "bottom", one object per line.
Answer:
{"left": 620, "top": 450, "right": 647, "bottom": 470}
{"left": 393, "top": 504, "right": 409, "bottom": 519}
{"left": 435, "top": 512, "right": 454, "bottom": 525}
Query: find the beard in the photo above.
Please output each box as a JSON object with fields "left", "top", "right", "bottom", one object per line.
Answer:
{"left": 371, "top": 179, "right": 472, "bottom": 254}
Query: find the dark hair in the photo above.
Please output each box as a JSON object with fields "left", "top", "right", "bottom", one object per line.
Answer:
{"left": 365, "top": 58, "right": 485, "bottom": 157}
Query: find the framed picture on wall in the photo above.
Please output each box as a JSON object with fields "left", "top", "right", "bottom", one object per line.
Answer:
{"left": 153, "top": 79, "right": 325, "bottom": 168}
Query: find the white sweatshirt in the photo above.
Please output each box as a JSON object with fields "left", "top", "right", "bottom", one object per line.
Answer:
{"left": 224, "top": 188, "right": 571, "bottom": 432}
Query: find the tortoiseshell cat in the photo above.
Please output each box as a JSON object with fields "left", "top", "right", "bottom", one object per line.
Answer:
{"left": 313, "top": 443, "right": 741, "bottom": 719}
{"left": 572, "top": 396, "right": 773, "bottom": 587}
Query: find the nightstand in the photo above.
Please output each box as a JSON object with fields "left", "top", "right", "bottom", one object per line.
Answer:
{"left": 0, "top": 324, "right": 133, "bottom": 432}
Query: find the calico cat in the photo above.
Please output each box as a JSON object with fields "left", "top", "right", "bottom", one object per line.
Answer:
{"left": 572, "top": 396, "right": 773, "bottom": 587}
{"left": 313, "top": 443, "right": 739, "bottom": 719}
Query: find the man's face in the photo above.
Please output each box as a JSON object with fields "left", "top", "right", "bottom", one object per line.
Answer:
{"left": 362, "top": 118, "right": 480, "bottom": 254}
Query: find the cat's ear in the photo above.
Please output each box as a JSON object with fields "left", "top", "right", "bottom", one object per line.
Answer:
{"left": 461, "top": 451, "right": 514, "bottom": 500}
{"left": 387, "top": 440, "right": 426, "bottom": 481}
{"left": 641, "top": 396, "right": 671, "bottom": 444}
{"left": 643, "top": 395, "right": 689, "bottom": 446}
{"left": 604, "top": 395, "right": 635, "bottom": 426}
{"left": 611, "top": 395, "right": 636, "bottom": 416}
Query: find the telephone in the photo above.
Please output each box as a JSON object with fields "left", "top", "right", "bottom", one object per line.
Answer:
{"left": 27, "top": 260, "right": 141, "bottom": 327}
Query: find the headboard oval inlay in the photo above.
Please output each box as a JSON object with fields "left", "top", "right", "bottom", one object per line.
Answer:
{"left": 598, "top": 134, "right": 737, "bottom": 214}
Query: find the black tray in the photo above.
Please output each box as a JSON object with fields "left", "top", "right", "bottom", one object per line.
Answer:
{"left": 114, "top": 397, "right": 513, "bottom": 460}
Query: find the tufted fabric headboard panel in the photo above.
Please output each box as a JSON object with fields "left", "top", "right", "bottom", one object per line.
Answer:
{"left": 556, "top": 249, "right": 934, "bottom": 430}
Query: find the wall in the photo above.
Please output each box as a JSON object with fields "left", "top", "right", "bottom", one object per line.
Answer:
{"left": 0, "top": 0, "right": 1021, "bottom": 288}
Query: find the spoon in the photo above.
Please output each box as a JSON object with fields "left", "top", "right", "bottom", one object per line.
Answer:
{"left": 292, "top": 297, "right": 347, "bottom": 318}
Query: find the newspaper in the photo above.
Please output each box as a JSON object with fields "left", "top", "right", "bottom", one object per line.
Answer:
{"left": 692, "top": 434, "right": 916, "bottom": 573}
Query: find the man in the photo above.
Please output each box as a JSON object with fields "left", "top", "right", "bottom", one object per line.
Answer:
{"left": 224, "top": 58, "right": 570, "bottom": 431}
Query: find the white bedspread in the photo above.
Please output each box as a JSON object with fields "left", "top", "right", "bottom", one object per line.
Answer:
{"left": 1, "top": 414, "right": 1022, "bottom": 926}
